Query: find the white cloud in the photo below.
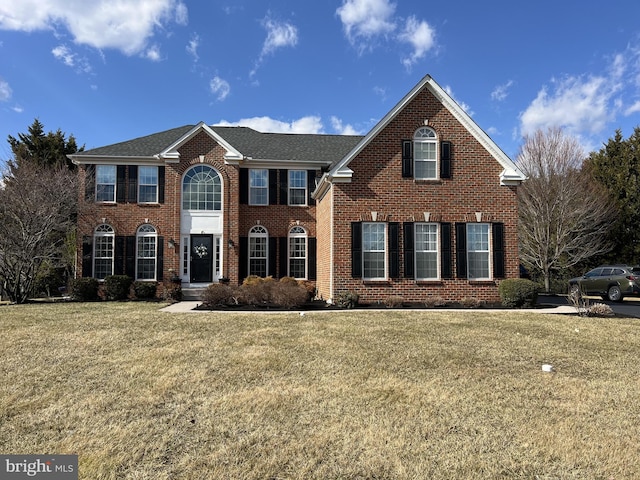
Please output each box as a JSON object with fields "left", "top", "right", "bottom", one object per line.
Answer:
{"left": 52, "top": 44, "right": 92, "bottom": 72}
{"left": 625, "top": 100, "right": 640, "bottom": 116}
{"left": 210, "top": 76, "right": 230, "bottom": 101}
{"left": 519, "top": 74, "right": 618, "bottom": 137}
{"left": 336, "top": 0, "right": 396, "bottom": 46}
{"left": 491, "top": 80, "right": 514, "bottom": 102}
{"left": 398, "top": 16, "right": 435, "bottom": 69}
{"left": 186, "top": 33, "right": 199, "bottom": 62}
{"left": 144, "top": 44, "right": 162, "bottom": 62}
{"left": 0, "top": 77, "right": 12, "bottom": 101}
{"left": 215, "top": 116, "right": 324, "bottom": 134}
{"left": 444, "top": 85, "right": 473, "bottom": 116}
{"left": 251, "top": 14, "right": 298, "bottom": 77}
{"left": 12, "top": 105, "right": 23, "bottom": 113}
{"left": 0, "top": 1, "right": 188, "bottom": 57}
{"left": 330, "top": 116, "right": 361, "bottom": 135}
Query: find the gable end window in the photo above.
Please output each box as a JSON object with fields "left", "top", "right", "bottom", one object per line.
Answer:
{"left": 414, "top": 127, "right": 437, "bottom": 180}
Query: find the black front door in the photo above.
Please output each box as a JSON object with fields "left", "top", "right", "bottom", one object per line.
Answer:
{"left": 190, "top": 234, "right": 213, "bottom": 283}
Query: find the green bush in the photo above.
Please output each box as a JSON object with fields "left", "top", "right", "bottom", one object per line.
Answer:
{"left": 103, "top": 275, "right": 133, "bottom": 301}
{"left": 335, "top": 291, "right": 359, "bottom": 309}
{"left": 499, "top": 278, "right": 540, "bottom": 308}
{"left": 69, "top": 277, "right": 99, "bottom": 302}
{"left": 133, "top": 281, "right": 157, "bottom": 300}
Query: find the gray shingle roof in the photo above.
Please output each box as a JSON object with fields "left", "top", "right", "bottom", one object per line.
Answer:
{"left": 78, "top": 124, "right": 363, "bottom": 165}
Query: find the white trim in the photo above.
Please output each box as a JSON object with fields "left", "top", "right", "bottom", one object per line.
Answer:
{"left": 158, "top": 122, "right": 243, "bottom": 163}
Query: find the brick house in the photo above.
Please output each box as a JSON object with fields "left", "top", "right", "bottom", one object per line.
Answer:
{"left": 69, "top": 74, "right": 525, "bottom": 303}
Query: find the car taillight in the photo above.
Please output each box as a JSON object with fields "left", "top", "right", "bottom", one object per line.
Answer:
{"left": 627, "top": 275, "right": 637, "bottom": 281}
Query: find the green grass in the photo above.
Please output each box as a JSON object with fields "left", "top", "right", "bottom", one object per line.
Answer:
{"left": 1, "top": 302, "right": 639, "bottom": 479}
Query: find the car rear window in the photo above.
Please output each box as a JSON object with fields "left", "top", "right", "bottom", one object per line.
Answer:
{"left": 613, "top": 268, "right": 625, "bottom": 275}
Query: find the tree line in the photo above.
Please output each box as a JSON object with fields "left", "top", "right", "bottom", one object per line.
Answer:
{"left": 1, "top": 119, "right": 639, "bottom": 303}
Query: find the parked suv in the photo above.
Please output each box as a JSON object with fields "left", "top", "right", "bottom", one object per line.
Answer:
{"left": 568, "top": 265, "right": 640, "bottom": 302}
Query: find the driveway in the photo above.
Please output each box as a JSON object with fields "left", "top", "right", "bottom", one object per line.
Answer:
{"left": 538, "top": 294, "right": 640, "bottom": 318}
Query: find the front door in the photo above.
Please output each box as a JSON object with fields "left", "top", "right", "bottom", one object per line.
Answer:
{"left": 190, "top": 234, "right": 213, "bottom": 283}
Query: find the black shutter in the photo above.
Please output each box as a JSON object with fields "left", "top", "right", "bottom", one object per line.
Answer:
{"left": 307, "top": 170, "right": 316, "bottom": 206}
{"left": 128, "top": 166, "right": 138, "bottom": 203}
{"left": 441, "top": 223, "right": 452, "bottom": 279}
{"left": 440, "top": 141, "right": 451, "bottom": 179}
{"left": 389, "top": 222, "right": 400, "bottom": 279}
{"left": 308, "top": 237, "right": 317, "bottom": 280}
{"left": 125, "top": 236, "right": 136, "bottom": 279}
{"left": 158, "top": 166, "right": 165, "bottom": 204}
{"left": 269, "top": 170, "right": 278, "bottom": 205}
{"left": 239, "top": 169, "right": 248, "bottom": 204}
{"left": 85, "top": 165, "right": 95, "bottom": 201}
{"left": 402, "top": 140, "right": 413, "bottom": 178}
{"left": 114, "top": 236, "right": 125, "bottom": 275}
{"left": 351, "top": 222, "right": 362, "bottom": 278}
{"left": 279, "top": 169, "right": 288, "bottom": 205}
{"left": 455, "top": 223, "right": 467, "bottom": 279}
{"left": 268, "top": 237, "right": 277, "bottom": 277}
{"left": 239, "top": 237, "right": 248, "bottom": 281}
{"left": 82, "top": 236, "right": 93, "bottom": 277}
{"left": 279, "top": 236, "right": 288, "bottom": 278}
{"left": 403, "top": 222, "right": 415, "bottom": 279}
{"left": 156, "top": 236, "right": 164, "bottom": 281}
{"left": 492, "top": 223, "right": 505, "bottom": 279}
{"left": 116, "top": 166, "right": 126, "bottom": 203}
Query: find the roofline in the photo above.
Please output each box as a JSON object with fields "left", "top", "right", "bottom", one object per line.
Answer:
{"left": 158, "top": 122, "right": 244, "bottom": 162}
{"left": 69, "top": 154, "right": 162, "bottom": 166}
{"left": 321, "top": 74, "right": 526, "bottom": 188}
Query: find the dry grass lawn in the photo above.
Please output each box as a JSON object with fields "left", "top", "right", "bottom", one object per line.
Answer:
{"left": 1, "top": 302, "right": 639, "bottom": 479}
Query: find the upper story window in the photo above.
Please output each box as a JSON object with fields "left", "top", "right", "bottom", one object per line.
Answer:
{"left": 288, "top": 170, "right": 307, "bottom": 206}
{"left": 182, "top": 165, "right": 221, "bottom": 211}
{"left": 249, "top": 169, "right": 268, "bottom": 205}
{"left": 96, "top": 165, "right": 116, "bottom": 202}
{"left": 138, "top": 166, "right": 158, "bottom": 204}
{"left": 414, "top": 127, "right": 437, "bottom": 180}
{"left": 136, "top": 224, "right": 157, "bottom": 281}
{"left": 93, "top": 224, "right": 114, "bottom": 279}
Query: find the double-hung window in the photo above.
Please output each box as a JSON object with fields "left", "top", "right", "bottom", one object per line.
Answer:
{"left": 288, "top": 226, "right": 307, "bottom": 279}
{"left": 138, "top": 166, "right": 158, "bottom": 203}
{"left": 136, "top": 224, "right": 157, "bottom": 280}
{"left": 96, "top": 165, "right": 116, "bottom": 202}
{"left": 467, "top": 223, "right": 490, "bottom": 279}
{"left": 414, "top": 127, "right": 437, "bottom": 180}
{"left": 362, "top": 223, "right": 386, "bottom": 280}
{"left": 249, "top": 225, "right": 268, "bottom": 277}
{"left": 93, "top": 224, "right": 114, "bottom": 279}
{"left": 415, "top": 223, "right": 439, "bottom": 280}
{"left": 288, "top": 170, "right": 307, "bottom": 206}
{"left": 249, "top": 169, "right": 268, "bottom": 205}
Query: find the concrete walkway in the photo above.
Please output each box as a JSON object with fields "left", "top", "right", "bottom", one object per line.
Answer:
{"left": 160, "top": 302, "right": 576, "bottom": 314}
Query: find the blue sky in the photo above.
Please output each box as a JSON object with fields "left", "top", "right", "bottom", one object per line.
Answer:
{"left": 1, "top": 0, "right": 640, "bottom": 162}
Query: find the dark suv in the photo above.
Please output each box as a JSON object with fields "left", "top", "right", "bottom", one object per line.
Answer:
{"left": 568, "top": 265, "right": 640, "bottom": 302}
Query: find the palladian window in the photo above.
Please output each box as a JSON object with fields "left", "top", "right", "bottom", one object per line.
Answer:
{"left": 182, "top": 165, "right": 221, "bottom": 211}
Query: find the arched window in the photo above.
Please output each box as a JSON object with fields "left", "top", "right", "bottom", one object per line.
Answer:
{"left": 288, "top": 226, "right": 307, "bottom": 279}
{"left": 248, "top": 225, "right": 268, "bottom": 277}
{"left": 136, "top": 224, "right": 157, "bottom": 281}
{"left": 414, "top": 127, "right": 437, "bottom": 180}
{"left": 94, "top": 224, "right": 114, "bottom": 280}
{"left": 182, "top": 165, "right": 222, "bottom": 210}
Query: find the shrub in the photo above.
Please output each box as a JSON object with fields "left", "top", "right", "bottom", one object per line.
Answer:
{"left": 69, "top": 277, "right": 99, "bottom": 302}
{"left": 587, "top": 303, "right": 615, "bottom": 317}
{"left": 159, "top": 280, "right": 182, "bottom": 303}
{"left": 270, "top": 281, "right": 309, "bottom": 309}
{"left": 133, "top": 281, "right": 157, "bottom": 300}
{"left": 424, "top": 296, "right": 447, "bottom": 308}
{"left": 202, "top": 283, "right": 235, "bottom": 307}
{"left": 335, "top": 291, "right": 359, "bottom": 309}
{"left": 499, "top": 278, "right": 540, "bottom": 308}
{"left": 103, "top": 275, "right": 133, "bottom": 301}
{"left": 239, "top": 277, "right": 275, "bottom": 306}
{"left": 459, "top": 297, "right": 484, "bottom": 308}
{"left": 384, "top": 295, "right": 404, "bottom": 308}
{"left": 298, "top": 280, "right": 317, "bottom": 301}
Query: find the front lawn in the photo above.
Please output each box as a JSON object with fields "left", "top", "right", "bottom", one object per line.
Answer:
{"left": 1, "top": 303, "right": 639, "bottom": 479}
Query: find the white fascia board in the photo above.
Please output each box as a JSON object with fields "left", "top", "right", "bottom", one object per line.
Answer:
{"left": 69, "top": 155, "right": 162, "bottom": 166}
{"left": 158, "top": 121, "right": 244, "bottom": 163}
{"left": 229, "top": 158, "right": 331, "bottom": 169}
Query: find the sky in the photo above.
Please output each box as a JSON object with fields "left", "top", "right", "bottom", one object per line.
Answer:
{"left": 1, "top": 0, "right": 640, "bottom": 162}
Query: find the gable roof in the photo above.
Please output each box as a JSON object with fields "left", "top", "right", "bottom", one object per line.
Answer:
{"left": 69, "top": 123, "right": 362, "bottom": 166}
{"left": 320, "top": 74, "right": 526, "bottom": 191}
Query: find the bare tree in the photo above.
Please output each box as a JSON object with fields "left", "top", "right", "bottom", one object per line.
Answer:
{"left": 517, "top": 127, "right": 617, "bottom": 292}
{"left": 0, "top": 161, "right": 78, "bottom": 303}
